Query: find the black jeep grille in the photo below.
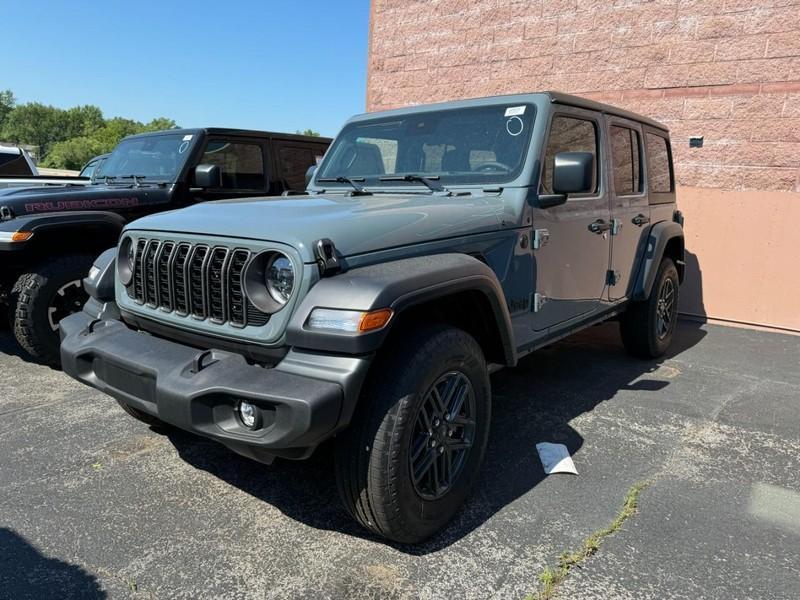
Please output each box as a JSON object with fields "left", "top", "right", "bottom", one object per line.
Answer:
{"left": 127, "top": 238, "right": 268, "bottom": 328}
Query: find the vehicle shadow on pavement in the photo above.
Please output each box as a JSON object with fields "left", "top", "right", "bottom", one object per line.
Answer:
{"left": 163, "top": 321, "right": 706, "bottom": 554}
{"left": 0, "top": 528, "right": 106, "bottom": 599}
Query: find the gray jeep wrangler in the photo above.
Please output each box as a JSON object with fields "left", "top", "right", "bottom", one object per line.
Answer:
{"left": 60, "top": 92, "right": 684, "bottom": 543}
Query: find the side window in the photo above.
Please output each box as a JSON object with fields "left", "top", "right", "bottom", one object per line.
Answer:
{"left": 199, "top": 141, "right": 264, "bottom": 190}
{"left": 610, "top": 126, "right": 642, "bottom": 195}
{"left": 645, "top": 133, "right": 672, "bottom": 194}
{"left": 541, "top": 116, "right": 598, "bottom": 194}
{"left": 277, "top": 145, "right": 315, "bottom": 191}
{"left": 0, "top": 152, "right": 34, "bottom": 176}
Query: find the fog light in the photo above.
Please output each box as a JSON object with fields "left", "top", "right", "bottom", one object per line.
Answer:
{"left": 238, "top": 401, "right": 258, "bottom": 429}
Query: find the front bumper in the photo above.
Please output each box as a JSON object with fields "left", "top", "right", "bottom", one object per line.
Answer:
{"left": 60, "top": 310, "right": 372, "bottom": 462}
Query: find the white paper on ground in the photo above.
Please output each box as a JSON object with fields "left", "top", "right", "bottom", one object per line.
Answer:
{"left": 536, "top": 442, "right": 578, "bottom": 475}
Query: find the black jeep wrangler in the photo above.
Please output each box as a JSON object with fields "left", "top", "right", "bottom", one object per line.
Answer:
{"left": 61, "top": 93, "right": 684, "bottom": 543}
{"left": 0, "top": 128, "right": 330, "bottom": 363}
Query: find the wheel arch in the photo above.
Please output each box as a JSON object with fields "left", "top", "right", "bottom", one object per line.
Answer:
{"left": 285, "top": 253, "right": 517, "bottom": 367}
{"left": 1, "top": 211, "right": 125, "bottom": 265}
{"left": 631, "top": 220, "right": 685, "bottom": 301}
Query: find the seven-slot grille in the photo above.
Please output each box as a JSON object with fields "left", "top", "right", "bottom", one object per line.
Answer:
{"left": 127, "top": 238, "right": 269, "bottom": 328}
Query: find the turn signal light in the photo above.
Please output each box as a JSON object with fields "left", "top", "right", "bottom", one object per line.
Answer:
{"left": 0, "top": 230, "right": 34, "bottom": 242}
{"left": 359, "top": 309, "right": 393, "bottom": 332}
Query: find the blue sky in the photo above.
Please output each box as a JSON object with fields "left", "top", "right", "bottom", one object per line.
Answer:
{"left": 3, "top": 0, "right": 370, "bottom": 137}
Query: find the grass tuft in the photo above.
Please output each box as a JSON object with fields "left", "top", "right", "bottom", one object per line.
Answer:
{"left": 527, "top": 480, "right": 651, "bottom": 600}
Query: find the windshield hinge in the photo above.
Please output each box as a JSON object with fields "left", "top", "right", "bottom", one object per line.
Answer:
{"left": 314, "top": 238, "right": 342, "bottom": 277}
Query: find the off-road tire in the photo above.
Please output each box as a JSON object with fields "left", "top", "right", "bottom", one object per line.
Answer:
{"left": 620, "top": 257, "right": 679, "bottom": 358}
{"left": 335, "top": 323, "right": 491, "bottom": 544}
{"left": 12, "top": 254, "right": 94, "bottom": 366}
{"left": 117, "top": 401, "right": 164, "bottom": 427}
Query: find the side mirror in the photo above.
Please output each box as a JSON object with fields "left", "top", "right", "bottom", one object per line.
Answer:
{"left": 552, "top": 151, "right": 595, "bottom": 195}
{"left": 305, "top": 164, "right": 317, "bottom": 188}
{"left": 194, "top": 164, "right": 221, "bottom": 188}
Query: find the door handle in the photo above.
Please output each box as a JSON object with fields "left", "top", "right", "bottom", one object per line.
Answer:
{"left": 588, "top": 219, "right": 611, "bottom": 234}
{"left": 632, "top": 214, "right": 650, "bottom": 226}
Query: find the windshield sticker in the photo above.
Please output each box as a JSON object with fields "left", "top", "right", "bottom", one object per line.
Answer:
{"left": 504, "top": 105, "right": 526, "bottom": 117}
{"left": 506, "top": 116, "right": 524, "bottom": 137}
{"left": 178, "top": 141, "right": 190, "bottom": 154}
{"left": 182, "top": 134, "right": 193, "bottom": 141}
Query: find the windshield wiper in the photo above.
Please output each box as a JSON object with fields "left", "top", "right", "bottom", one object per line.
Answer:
{"left": 118, "top": 174, "right": 147, "bottom": 187}
{"left": 379, "top": 174, "right": 448, "bottom": 194}
{"left": 95, "top": 175, "right": 117, "bottom": 184}
{"left": 316, "top": 176, "right": 372, "bottom": 195}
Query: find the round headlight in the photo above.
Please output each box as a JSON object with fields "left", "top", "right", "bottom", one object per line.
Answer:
{"left": 118, "top": 237, "right": 135, "bottom": 286}
{"left": 265, "top": 254, "right": 294, "bottom": 305}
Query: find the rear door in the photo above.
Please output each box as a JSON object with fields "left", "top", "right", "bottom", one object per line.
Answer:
{"left": 189, "top": 136, "right": 270, "bottom": 203}
{"left": 530, "top": 107, "right": 612, "bottom": 331}
{"left": 271, "top": 140, "right": 328, "bottom": 192}
{"left": 606, "top": 118, "right": 649, "bottom": 300}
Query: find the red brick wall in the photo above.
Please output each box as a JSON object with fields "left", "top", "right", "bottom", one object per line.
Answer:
{"left": 367, "top": 0, "right": 800, "bottom": 192}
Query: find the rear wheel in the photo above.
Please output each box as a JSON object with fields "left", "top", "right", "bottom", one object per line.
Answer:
{"left": 620, "top": 257, "right": 679, "bottom": 358}
{"left": 12, "top": 254, "right": 94, "bottom": 366}
{"left": 335, "top": 324, "right": 491, "bottom": 543}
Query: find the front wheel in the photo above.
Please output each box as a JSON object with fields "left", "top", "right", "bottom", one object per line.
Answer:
{"left": 335, "top": 324, "right": 491, "bottom": 543}
{"left": 620, "top": 257, "right": 680, "bottom": 358}
{"left": 12, "top": 254, "right": 94, "bottom": 366}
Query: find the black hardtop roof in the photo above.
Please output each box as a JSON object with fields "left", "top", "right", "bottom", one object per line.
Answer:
{"left": 350, "top": 91, "right": 669, "bottom": 133}
{"left": 124, "top": 128, "right": 332, "bottom": 143}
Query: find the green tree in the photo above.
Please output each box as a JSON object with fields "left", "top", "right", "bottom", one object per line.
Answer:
{"left": 1, "top": 102, "right": 64, "bottom": 155}
{"left": 296, "top": 129, "right": 321, "bottom": 137}
{"left": 0, "top": 89, "right": 15, "bottom": 131}
{"left": 40, "top": 136, "right": 104, "bottom": 171}
{"left": 61, "top": 105, "right": 105, "bottom": 139}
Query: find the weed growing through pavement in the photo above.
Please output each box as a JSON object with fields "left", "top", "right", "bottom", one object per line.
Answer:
{"left": 528, "top": 480, "right": 652, "bottom": 600}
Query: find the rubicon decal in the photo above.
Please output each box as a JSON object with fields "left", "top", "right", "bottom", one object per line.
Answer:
{"left": 24, "top": 198, "right": 140, "bottom": 213}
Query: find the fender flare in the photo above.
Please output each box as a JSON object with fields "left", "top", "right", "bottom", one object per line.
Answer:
{"left": 631, "top": 220, "right": 685, "bottom": 301}
{"left": 0, "top": 211, "right": 126, "bottom": 252}
{"left": 286, "top": 253, "right": 516, "bottom": 364}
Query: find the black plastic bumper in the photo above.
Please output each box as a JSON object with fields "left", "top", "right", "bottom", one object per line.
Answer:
{"left": 60, "top": 311, "right": 372, "bottom": 462}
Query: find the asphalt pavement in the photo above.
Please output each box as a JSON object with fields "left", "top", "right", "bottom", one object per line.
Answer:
{"left": 1, "top": 321, "right": 798, "bottom": 599}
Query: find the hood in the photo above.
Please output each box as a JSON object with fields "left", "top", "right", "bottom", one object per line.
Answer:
{"left": 127, "top": 193, "right": 510, "bottom": 261}
{"left": 0, "top": 183, "right": 168, "bottom": 218}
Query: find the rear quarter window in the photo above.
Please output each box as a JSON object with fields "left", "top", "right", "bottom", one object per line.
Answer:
{"left": 645, "top": 133, "right": 673, "bottom": 195}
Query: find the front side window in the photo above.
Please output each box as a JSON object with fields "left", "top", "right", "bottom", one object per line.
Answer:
{"left": 610, "top": 125, "right": 642, "bottom": 195}
{"left": 316, "top": 104, "right": 535, "bottom": 188}
{"left": 96, "top": 133, "right": 192, "bottom": 182}
{"left": 200, "top": 141, "right": 265, "bottom": 190}
{"left": 646, "top": 133, "right": 672, "bottom": 194}
{"left": 540, "top": 116, "right": 598, "bottom": 194}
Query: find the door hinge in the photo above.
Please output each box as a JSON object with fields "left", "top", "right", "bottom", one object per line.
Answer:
{"left": 532, "top": 292, "right": 548, "bottom": 312}
{"left": 606, "top": 270, "right": 620, "bottom": 286}
{"left": 610, "top": 218, "right": 622, "bottom": 236}
{"left": 533, "top": 228, "right": 550, "bottom": 249}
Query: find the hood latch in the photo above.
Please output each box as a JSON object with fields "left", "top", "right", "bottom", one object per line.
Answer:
{"left": 314, "top": 238, "right": 342, "bottom": 277}
{"left": 0, "top": 206, "right": 14, "bottom": 221}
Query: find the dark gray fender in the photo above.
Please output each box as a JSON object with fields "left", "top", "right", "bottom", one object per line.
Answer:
{"left": 631, "top": 220, "right": 685, "bottom": 301}
{"left": 286, "top": 253, "right": 516, "bottom": 364}
{"left": 0, "top": 211, "right": 125, "bottom": 252}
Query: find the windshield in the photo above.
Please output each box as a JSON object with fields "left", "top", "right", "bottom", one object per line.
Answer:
{"left": 316, "top": 104, "right": 534, "bottom": 189}
{"left": 95, "top": 133, "right": 194, "bottom": 182}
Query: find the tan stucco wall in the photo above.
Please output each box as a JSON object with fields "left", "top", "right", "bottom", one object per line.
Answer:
{"left": 678, "top": 186, "right": 800, "bottom": 332}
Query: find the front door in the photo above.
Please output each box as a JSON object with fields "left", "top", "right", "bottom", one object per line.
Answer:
{"left": 606, "top": 118, "right": 650, "bottom": 300}
{"left": 190, "top": 137, "right": 270, "bottom": 204}
{"left": 530, "top": 108, "right": 611, "bottom": 331}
